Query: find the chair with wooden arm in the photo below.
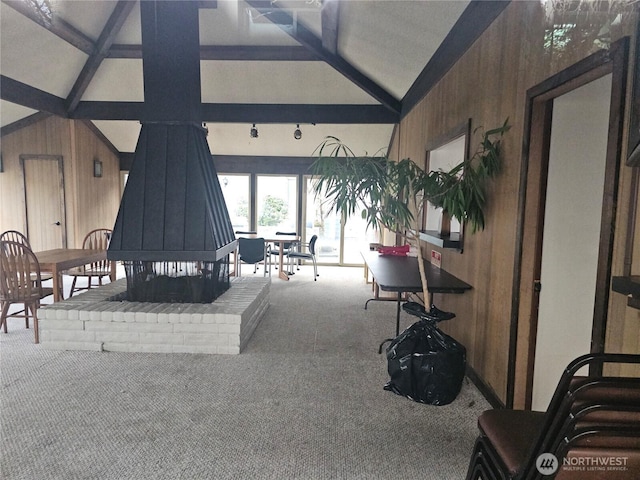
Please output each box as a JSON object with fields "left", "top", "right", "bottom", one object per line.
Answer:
{"left": 0, "top": 240, "right": 54, "bottom": 343}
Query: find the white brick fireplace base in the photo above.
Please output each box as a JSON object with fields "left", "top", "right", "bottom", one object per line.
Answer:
{"left": 39, "top": 277, "right": 270, "bottom": 354}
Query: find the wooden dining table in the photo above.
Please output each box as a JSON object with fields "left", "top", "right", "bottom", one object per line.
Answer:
{"left": 35, "top": 248, "right": 115, "bottom": 302}
{"left": 235, "top": 233, "right": 301, "bottom": 281}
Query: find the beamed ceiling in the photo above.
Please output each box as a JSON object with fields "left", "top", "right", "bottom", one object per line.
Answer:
{"left": 0, "top": 0, "right": 510, "bottom": 160}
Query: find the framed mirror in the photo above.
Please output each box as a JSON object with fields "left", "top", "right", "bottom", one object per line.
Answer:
{"left": 421, "top": 119, "right": 471, "bottom": 249}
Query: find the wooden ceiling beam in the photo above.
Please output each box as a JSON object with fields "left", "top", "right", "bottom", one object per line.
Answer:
{"left": 3, "top": 76, "right": 397, "bottom": 124}
{"left": 71, "top": 101, "right": 398, "bottom": 124}
{"left": 200, "top": 45, "right": 319, "bottom": 61}
{"left": 2, "top": 0, "right": 96, "bottom": 54}
{"left": 0, "top": 111, "right": 52, "bottom": 137}
{"left": 107, "top": 44, "right": 319, "bottom": 61}
{"left": 0, "top": 75, "right": 67, "bottom": 117}
{"left": 321, "top": 0, "right": 340, "bottom": 55}
{"left": 245, "top": 0, "right": 401, "bottom": 115}
{"left": 65, "top": 1, "right": 137, "bottom": 113}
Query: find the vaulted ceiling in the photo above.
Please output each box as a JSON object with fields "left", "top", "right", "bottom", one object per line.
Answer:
{"left": 0, "top": 0, "right": 509, "bottom": 158}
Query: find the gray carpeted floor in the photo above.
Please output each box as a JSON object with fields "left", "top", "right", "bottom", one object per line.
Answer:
{"left": 1, "top": 266, "right": 488, "bottom": 480}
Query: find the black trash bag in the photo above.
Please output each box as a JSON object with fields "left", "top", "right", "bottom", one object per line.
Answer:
{"left": 383, "top": 315, "right": 466, "bottom": 406}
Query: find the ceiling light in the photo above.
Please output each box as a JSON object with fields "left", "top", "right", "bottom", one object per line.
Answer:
{"left": 250, "top": 124, "right": 258, "bottom": 138}
{"left": 294, "top": 124, "right": 302, "bottom": 140}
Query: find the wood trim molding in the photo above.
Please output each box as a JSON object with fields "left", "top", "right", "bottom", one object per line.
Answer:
{"left": 509, "top": 38, "right": 629, "bottom": 409}
{"left": 81, "top": 120, "right": 120, "bottom": 158}
{"left": 19, "top": 154, "right": 67, "bottom": 248}
{"left": 627, "top": 17, "right": 640, "bottom": 166}
{"left": 466, "top": 364, "right": 504, "bottom": 409}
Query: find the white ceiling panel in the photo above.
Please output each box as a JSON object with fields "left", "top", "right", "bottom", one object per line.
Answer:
{"left": 338, "top": 0, "right": 469, "bottom": 99}
{"left": 200, "top": 60, "right": 378, "bottom": 104}
{"left": 81, "top": 59, "right": 144, "bottom": 101}
{"left": 1, "top": 0, "right": 481, "bottom": 158}
{"left": 206, "top": 122, "right": 394, "bottom": 157}
{"left": 0, "top": 100, "right": 38, "bottom": 127}
{"left": 51, "top": 0, "right": 120, "bottom": 40}
{"left": 92, "top": 119, "right": 142, "bottom": 151}
{"left": 0, "top": 2, "right": 88, "bottom": 98}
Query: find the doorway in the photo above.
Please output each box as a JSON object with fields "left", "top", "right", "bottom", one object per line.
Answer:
{"left": 510, "top": 39, "right": 628, "bottom": 409}
{"left": 20, "top": 154, "right": 67, "bottom": 251}
{"left": 531, "top": 74, "right": 611, "bottom": 410}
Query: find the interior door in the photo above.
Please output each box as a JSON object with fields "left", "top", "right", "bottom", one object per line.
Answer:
{"left": 531, "top": 74, "right": 612, "bottom": 410}
{"left": 512, "top": 40, "right": 628, "bottom": 410}
{"left": 21, "top": 155, "right": 66, "bottom": 251}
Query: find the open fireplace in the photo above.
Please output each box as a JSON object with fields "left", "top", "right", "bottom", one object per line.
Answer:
{"left": 123, "top": 260, "right": 229, "bottom": 303}
{"left": 43, "top": 2, "right": 270, "bottom": 354}
{"left": 107, "top": 1, "right": 237, "bottom": 303}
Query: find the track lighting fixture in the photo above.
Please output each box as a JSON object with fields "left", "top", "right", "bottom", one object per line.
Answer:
{"left": 293, "top": 124, "right": 302, "bottom": 140}
{"left": 250, "top": 123, "right": 258, "bottom": 138}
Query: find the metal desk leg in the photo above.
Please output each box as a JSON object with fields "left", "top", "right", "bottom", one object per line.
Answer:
{"left": 378, "top": 292, "right": 402, "bottom": 354}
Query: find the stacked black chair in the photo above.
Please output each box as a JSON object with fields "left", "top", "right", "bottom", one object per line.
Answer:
{"left": 466, "top": 353, "right": 640, "bottom": 479}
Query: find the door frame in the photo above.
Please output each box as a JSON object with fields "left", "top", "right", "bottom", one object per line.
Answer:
{"left": 19, "top": 154, "right": 67, "bottom": 249}
{"left": 508, "top": 38, "right": 629, "bottom": 409}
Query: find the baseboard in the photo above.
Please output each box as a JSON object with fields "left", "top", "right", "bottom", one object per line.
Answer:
{"left": 466, "top": 365, "right": 504, "bottom": 409}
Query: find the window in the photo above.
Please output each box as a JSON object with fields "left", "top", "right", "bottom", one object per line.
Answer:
{"left": 219, "top": 174, "right": 250, "bottom": 232}
{"left": 256, "top": 175, "right": 298, "bottom": 236}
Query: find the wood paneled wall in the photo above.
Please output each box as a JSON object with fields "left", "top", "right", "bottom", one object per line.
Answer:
{"left": 0, "top": 116, "right": 121, "bottom": 248}
{"left": 392, "top": 1, "right": 639, "bottom": 406}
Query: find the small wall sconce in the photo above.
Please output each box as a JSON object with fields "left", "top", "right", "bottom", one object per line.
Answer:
{"left": 93, "top": 158, "right": 103, "bottom": 178}
{"left": 250, "top": 123, "right": 258, "bottom": 138}
{"left": 294, "top": 124, "right": 302, "bottom": 140}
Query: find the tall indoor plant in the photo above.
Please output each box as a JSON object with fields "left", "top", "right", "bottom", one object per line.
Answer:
{"left": 311, "top": 119, "right": 510, "bottom": 303}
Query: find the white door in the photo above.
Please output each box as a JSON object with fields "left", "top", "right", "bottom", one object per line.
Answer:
{"left": 21, "top": 155, "right": 66, "bottom": 251}
{"left": 531, "top": 74, "right": 612, "bottom": 411}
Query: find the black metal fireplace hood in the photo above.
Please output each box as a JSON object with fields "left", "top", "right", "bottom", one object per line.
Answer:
{"left": 107, "top": 1, "right": 236, "bottom": 263}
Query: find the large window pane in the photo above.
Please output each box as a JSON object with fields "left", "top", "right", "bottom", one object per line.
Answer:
{"left": 306, "top": 177, "right": 380, "bottom": 265}
{"left": 218, "top": 174, "right": 250, "bottom": 232}
{"left": 343, "top": 205, "right": 379, "bottom": 264}
{"left": 257, "top": 175, "right": 298, "bottom": 236}
{"left": 306, "top": 178, "right": 340, "bottom": 264}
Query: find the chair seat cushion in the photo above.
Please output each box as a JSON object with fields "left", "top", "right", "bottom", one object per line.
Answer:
{"left": 478, "top": 409, "right": 546, "bottom": 475}
{"left": 288, "top": 252, "right": 312, "bottom": 259}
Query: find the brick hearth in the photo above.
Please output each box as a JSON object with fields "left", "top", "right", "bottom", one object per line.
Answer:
{"left": 38, "top": 277, "right": 270, "bottom": 354}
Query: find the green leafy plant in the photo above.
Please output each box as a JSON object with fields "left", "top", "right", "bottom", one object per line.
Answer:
{"left": 311, "top": 119, "right": 510, "bottom": 301}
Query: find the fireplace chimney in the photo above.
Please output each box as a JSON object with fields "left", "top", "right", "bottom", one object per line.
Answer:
{"left": 108, "top": 1, "right": 236, "bottom": 302}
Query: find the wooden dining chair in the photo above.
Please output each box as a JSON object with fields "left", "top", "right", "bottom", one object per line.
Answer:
{"left": 0, "top": 240, "right": 54, "bottom": 343}
{"left": 0, "top": 230, "right": 54, "bottom": 283}
{"left": 66, "top": 228, "right": 113, "bottom": 297}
